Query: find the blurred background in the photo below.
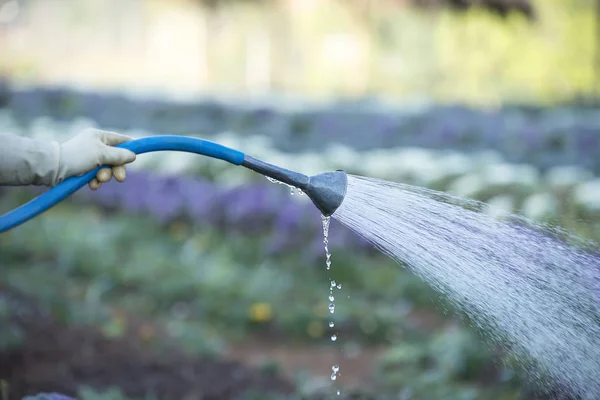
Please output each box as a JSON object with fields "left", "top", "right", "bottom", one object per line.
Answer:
{"left": 0, "top": 0, "right": 599, "bottom": 399}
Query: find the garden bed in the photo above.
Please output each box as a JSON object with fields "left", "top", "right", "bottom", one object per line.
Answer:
{"left": 0, "top": 287, "right": 295, "bottom": 400}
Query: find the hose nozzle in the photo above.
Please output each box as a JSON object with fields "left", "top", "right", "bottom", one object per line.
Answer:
{"left": 304, "top": 171, "right": 347, "bottom": 216}
{"left": 241, "top": 156, "right": 347, "bottom": 216}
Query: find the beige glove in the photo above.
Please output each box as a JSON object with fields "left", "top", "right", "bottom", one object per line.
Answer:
{"left": 0, "top": 128, "right": 136, "bottom": 189}
{"left": 56, "top": 128, "right": 137, "bottom": 190}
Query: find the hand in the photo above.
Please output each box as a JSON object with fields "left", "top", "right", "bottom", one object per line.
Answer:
{"left": 56, "top": 128, "right": 137, "bottom": 190}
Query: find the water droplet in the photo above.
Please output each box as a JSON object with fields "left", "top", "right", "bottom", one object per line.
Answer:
{"left": 332, "top": 365, "right": 340, "bottom": 372}
{"left": 329, "top": 303, "right": 335, "bottom": 313}
{"left": 331, "top": 280, "right": 336, "bottom": 288}
{"left": 265, "top": 176, "right": 302, "bottom": 197}
{"left": 329, "top": 321, "right": 334, "bottom": 327}
{"left": 329, "top": 294, "right": 334, "bottom": 301}
{"left": 330, "top": 372, "right": 337, "bottom": 381}
{"left": 337, "top": 283, "right": 342, "bottom": 289}
{"left": 337, "top": 390, "right": 341, "bottom": 395}
{"left": 331, "top": 334, "right": 337, "bottom": 341}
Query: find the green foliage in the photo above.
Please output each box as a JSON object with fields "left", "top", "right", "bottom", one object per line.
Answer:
{"left": 0, "top": 293, "right": 26, "bottom": 350}
{"left": 377, "top": 328, "right": 520, "bottom": 399}
{"left": 234, "top": 390, "right": 288, "bottom": 400}
{"left": 78, "top": 386, "right": 152, "bottom": 400}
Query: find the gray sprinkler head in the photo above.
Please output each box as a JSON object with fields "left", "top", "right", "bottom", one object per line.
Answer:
{"left": 241, "top": 155, "right": 347, "bottom": 216}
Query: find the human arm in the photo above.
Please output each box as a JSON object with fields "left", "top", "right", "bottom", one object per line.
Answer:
{"left": 0, "top": 128, "right": 136, "bottom": 189}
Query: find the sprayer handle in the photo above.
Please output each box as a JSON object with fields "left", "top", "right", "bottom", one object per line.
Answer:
{"left": 0, "top": 135, "right": 245, "bottom": 233}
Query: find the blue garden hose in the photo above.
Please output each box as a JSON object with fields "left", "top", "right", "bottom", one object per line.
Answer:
{"left": 0, "top": 135, "right": 244, "bottom": 233}
{"left": 0, "top": 135, "right": 348, "bottom": 233}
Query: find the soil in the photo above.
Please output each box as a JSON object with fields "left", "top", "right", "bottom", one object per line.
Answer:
{"left": 0, "top": 287, "right": 295, "bottom": 400}
{"left": 226, "top": 339, "right": 385, "bottom": 391}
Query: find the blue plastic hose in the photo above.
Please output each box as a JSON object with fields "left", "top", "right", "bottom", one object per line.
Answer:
{"left": 0, "top": 135, "right": 245, "bottom": 233}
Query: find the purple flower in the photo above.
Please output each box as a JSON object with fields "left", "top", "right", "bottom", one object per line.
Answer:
{"left": 23, "top": 393, "right": 75, "bottom": 400}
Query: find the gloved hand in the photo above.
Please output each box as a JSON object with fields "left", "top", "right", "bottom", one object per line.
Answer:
{"left": 0, "top": 128, "right": 136, "bottom": 188}
{"left": 55, "top": 128, "right": 137, "bottom": 190}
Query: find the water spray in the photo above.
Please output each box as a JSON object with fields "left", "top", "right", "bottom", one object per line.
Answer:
{"left": 0, "top": 135, "right": 348, "bottom": 232}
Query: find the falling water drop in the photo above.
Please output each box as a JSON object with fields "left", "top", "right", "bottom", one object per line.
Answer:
{"left": 322, "top": 215, "right": 330, "bottom": 241}
{"left": 331, "top": 364, "right": 340, "bottom": 380}
{"left": 321, "top": 214, "right": 343, "bottom": 394}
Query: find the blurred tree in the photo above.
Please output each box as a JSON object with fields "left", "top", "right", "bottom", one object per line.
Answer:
{"left": 596, "top": 0, "right": 600, "bottom": 98}
{"left": 413, "top": 0, "right": 535, "bottom": 20}
{"left": 195, "top": 0, "right": 271, "bottom": 9}
{"left": 193, "top": 0, "right": 535, "bottom": 19}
